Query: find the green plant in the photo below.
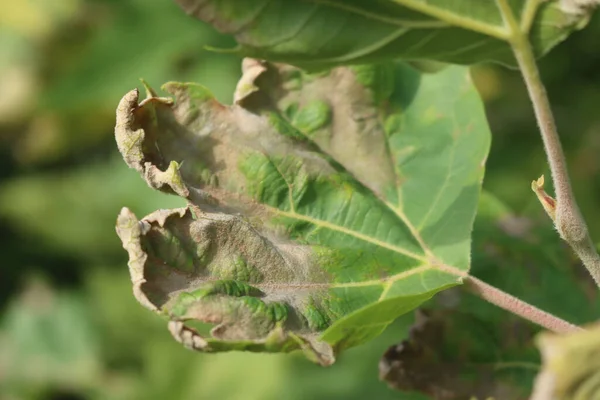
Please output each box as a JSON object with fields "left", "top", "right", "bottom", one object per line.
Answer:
{"left": 113, "top": 1, "right": 600, "bottom": 398}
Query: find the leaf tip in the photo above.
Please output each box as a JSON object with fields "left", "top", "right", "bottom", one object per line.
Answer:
{"left": 139, "top": 78, "right": 158, "bottom": 99}
{"left": 116, "top": 207, "right": 138, "bottom": 233}
{"left": 234, "top": 58, "right": 268, "bottom": 105}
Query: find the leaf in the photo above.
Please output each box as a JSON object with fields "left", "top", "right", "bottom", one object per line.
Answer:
{"left": 174, "top": 0, "right": 592, "bottom": 70}
{"left": 379, "top": 309, "right": 532, "bottom": 400}
{"left": 0, "top": 279, "right": 101, "bottom": 398}
{"left": 114, "top": 59, "right": 490, "bottom": 364}
{"left": 42, "top": 0, "right": 235, "bottom": 111}
{"left": 530, "top": 323, "right": 600, "bottom": 400}
{"left": 0, "top": 157, "right": 185, "bottom": 261}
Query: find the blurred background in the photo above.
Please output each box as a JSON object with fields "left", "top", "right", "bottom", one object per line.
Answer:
{"left": 0, "top": 1, "right": 599, "bottom": 399}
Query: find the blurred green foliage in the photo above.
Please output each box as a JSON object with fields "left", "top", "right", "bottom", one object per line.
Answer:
{"left": 0, "top": 1, "right": 599, "bottom": 399}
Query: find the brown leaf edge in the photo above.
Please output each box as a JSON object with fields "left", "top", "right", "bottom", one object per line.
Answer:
{"left": 113, "top": 79, "right": 336, "bottom": 365}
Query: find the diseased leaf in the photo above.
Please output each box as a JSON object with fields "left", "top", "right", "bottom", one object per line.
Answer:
{"left": 174, "top": 0, "right": 592, "bottom": 70}
{"left": 531, "top": 323, "right": 600, "bottom": 400}
{"left": 379, "top": 309, "right": 531, "bottom": 400}
{"left": 114, "top": 59, "right": 490, "bottom": 364}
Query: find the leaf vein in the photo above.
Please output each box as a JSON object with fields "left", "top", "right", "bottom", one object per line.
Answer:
{"left": 306, "top": 0, "right": 452, "bottom": 29}
{"left": 390, "top": 0, "right": 510, "bottom": 40}
{"left": 271, "top": 207, "right": 427, "bottom": 262}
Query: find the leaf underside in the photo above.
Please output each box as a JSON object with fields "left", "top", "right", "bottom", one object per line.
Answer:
{"left": 379, "top": 309, "right": 530, "bottom": 399}
{"left": 114, "top": 59, "right": 490, "bottom": 364}
{"left": 174, "top": 0, "right": 587, "bottom": 70}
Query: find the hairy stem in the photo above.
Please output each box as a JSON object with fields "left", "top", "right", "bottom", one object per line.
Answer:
{"left": 439, "top": 264, "right": 581, "bottom": 333}
{"left": 464, "top": 276, "right": 582, "bottom": 334}
{"left": 496, "top": 0, "right": 600, "bottom": 287}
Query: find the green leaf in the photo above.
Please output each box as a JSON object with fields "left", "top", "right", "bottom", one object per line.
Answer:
{"left": 0, "top": 158, "right": 185, "bottom": 261}
{"left": 174, "top": 0, "right": 592, "bottom": 70}
{"left": 114, "top": 59, "right": 490, "bottom": 364}
{"left": 0, "top": 279, "right": 101, "bottom": 398}
{"left": 531, "top": 323, "right": 600, "bottom": 400}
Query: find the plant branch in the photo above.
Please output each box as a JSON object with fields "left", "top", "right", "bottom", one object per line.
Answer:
{"left": 464, "top": 275, "right": 582, "bottom": 334}
{"left": 496, "top": 0, "right": 600, "bottom": 287}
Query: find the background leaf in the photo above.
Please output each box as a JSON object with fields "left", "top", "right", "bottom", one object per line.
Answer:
{"left": 379, "top": 309, "right": 531, "bottom": 399}
{"left": 0, "top": 279, "right": 101, "bottom": 399}
{"left": 174, "top": 0, "right": 590, "bottom": 70}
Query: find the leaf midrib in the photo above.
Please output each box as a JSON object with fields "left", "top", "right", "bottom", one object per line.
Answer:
{"left": 251, "top": 264, "right": 433, "bottom": 290}
{"left": 306, "top": 0, "right": 512, "bottom": 41}
{"left": 157, "top": 253, "right": 438, "bottom": 291}
{"left": 276, "top": 207, "right": 427, "bottom": 261}
{"left": 392, "top": 0, "right": 509, "bottom": 40}
{"left": 306, "top": 0, "right": 452, "bottom": 28}
{"left": 269, "top": 206, "right": 465, "bottom": 279}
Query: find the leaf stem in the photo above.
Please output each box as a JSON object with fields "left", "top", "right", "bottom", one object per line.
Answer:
{"left": 464, "top": 275, "right": 582, "bottom": 334}
{"left": 496, "top": 0, "right": 600, "bottom": 287}
{"left": 438, "top": 264, "right": 581, "bottom": 333}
